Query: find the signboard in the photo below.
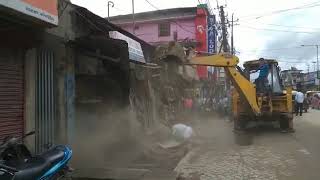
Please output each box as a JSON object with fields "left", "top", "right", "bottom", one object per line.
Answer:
{"left": 195, "top": 9, "right": 208, "bottom": 79}
{"left": 109, "top": 31, "right": 146, "bottom": 63}
{"left": 0, "top": 0, "right": 58, "bottom": 25}
{"left": 207, "top": 15, "right": 216, "bottom": 54}
{"left": 304, "top": 79, "right": 315, "bottom": 85}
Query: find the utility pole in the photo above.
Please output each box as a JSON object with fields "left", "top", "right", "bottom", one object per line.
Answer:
{"left": 301, "top": 44, "right": 319, "bottom": 73}
{"left": 107, "top": 1, "right": 114, "bottom": 20}
{"left": 219, "top": 6, "right": 229, "bottom": 53}
{"left": 230, "top": 13, "right": 239, "bottom": 55}
{"left": 312, "top": 61, "right": 316, "bottom": 72}
{"left": 132, "top": 0, "right": 135, "bottom": 34}
{"left": 301, "top": 44, "right": 320, "bottom": 89}
{"left": 231, "top": 13, "right": 234, "bottom": 55}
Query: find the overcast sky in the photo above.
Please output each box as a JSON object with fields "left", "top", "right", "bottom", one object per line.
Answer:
{"left": 71, "top": 0, "right": 320, "bottom": 72}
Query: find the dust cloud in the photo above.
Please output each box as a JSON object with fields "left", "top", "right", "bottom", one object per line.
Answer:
{"left": 70, "top": 103, "right": 182, "bottom": 172}
{"left": 71, "top": 105, "right": 144, "bottom": 169}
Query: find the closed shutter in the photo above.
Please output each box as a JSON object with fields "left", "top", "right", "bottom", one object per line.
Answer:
{"left": 0, "top": 50, "right": 24, "bottom": 141}
{"left": 35, "top": 50, "right": 55, "bottom": 153}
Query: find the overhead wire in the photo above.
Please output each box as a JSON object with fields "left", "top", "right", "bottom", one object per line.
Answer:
{"left": 239, "top": 1, "right": 320, "bottom": 20}
{"left": 239, "top": 20, "right": 320, "bottom": 30}
{"left": 239, "top": 46, "right": 302, "bottom": 52}
{"left": 144, "top": 0, "right": 195, "bottom": 34}
{"left": 113, "top": 6, "right": 127, "bottom": 13}
{"left": 237, "top": 24, "right": 317, "bottom": 34}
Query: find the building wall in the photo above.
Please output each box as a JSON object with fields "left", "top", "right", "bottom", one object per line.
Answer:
{"left": 119, "top": 18, "right": 195, "bottom": 44}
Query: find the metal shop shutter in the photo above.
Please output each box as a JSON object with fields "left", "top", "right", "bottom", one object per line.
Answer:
{"left": 0, "top": 50, "right": 24, "bottom": 141}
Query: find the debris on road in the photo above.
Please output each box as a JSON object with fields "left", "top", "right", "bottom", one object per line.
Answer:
{"left": 175, "top": 145, "right": 297, "bottom": 180}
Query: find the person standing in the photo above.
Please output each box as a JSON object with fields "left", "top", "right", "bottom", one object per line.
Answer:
{"left": 250, "top": 58, "right": 269, "bottom": 92}
{"left": 295, "top": 90, "right": 304, "bottom": 116}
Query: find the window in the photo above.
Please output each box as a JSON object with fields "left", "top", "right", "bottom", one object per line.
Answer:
{"left": 158, "top": 22, "right": 170, "bottom": 37}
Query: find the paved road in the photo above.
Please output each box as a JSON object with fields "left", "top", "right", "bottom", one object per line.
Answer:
{"left": 175, "top": 110, "right": 320, "bottom": 180}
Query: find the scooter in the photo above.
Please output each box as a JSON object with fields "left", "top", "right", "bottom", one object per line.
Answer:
{"left": 0, "top": 131, "right": 72, "bottom": 180}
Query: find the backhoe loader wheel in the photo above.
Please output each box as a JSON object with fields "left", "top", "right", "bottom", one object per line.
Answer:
{"left": 234, "top": 115, "right": 247, "bottom": 131}
{"left": 279, "top": 117, "right": 289, "bottom": 130}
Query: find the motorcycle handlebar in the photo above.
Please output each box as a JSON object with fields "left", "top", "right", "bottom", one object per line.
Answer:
{"left": 0, "top": 131, "right": 36, "bottom": 149}
{"left": 23, "top": 131, "right": 35, "bottom": 138}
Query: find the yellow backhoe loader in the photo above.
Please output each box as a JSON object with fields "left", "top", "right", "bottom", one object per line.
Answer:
{"left": 189, "top": 54, "right": 293, "bottom": 131}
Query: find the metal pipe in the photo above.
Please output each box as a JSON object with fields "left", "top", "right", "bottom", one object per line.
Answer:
{"left": 107, "top": 1, "right": 114, "bottom": 20}
{"left": 132, "top": 0, "right": 135, "bottom": 34}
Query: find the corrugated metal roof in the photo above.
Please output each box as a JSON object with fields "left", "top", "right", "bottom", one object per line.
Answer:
{"left": 70, "top": 3, "right": 154, "bottom": 63}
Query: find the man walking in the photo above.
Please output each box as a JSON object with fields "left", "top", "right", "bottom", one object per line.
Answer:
{"left": 295, "top": 90, "right": 304, "bottom": 116}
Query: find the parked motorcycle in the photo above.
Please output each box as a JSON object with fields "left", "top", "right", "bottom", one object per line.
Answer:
{"left": 0, "top": 131, "right": 72, "bottom": 180}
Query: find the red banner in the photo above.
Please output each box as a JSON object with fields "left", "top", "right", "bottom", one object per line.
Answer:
{"left": 195, "top": 7, "right": 208, "bottom": 79}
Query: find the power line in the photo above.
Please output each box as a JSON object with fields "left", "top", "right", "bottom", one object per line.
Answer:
{"left": 240, "top": 1, "right": 320, "bottom": 20}
{"left": 145, "top": 0, "right": 159, "bottom": 10}
{"left": 238, "top": 52, "right": 318, "bottom": 63}
{"left": 144, "top": 0, "right": 194, "bottom": 34}
{"left": 256, "top": 4, "right": 320, "bottom": 19}
{"left": 238, "top": 51, "right": 306, "bottom": 59}
{"left": 113, "top": 6, "right": 127, "bottom": 13}
{"left": 237, "top": 24, "right": 317, "bottom": 34}
{"left": 239, "top": 20, "right": 320, "bottom": 30}
{"left": 240, "top": 46, "right": 302, "bottom": 52}
{"left": 258, "top": 23, "right": 320, "bottom": 30}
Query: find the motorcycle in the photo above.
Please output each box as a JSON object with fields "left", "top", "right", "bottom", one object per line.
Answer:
{"left": 0, "top": 131, "right": 72, "bottom": 180}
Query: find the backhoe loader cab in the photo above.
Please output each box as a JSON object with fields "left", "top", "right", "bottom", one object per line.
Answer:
{"left": 243, "top": 59, "right": 283, "bottom": 94}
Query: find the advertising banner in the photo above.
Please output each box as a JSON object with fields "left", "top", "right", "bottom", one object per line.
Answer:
{"left": 207, "top": 15, "right": 216, "bottom": 54}
{"left": 207, "top": 15, "right": 216, "bottom": 80}
{"left": 195, "top": 8, "right": 208, "bottom": 79}
{"left": 0, "top": 0, "right": 58, "bottom": 25}
{"left": 109, "top": 31, "right": 146, "bottom": 63}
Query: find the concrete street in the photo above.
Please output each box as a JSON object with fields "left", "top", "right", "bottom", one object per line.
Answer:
{"left": 174, "top": 110, "right": 320, "bottom": 180}
{"left": 73, "top": 110, "right": 320, "bottom": 180}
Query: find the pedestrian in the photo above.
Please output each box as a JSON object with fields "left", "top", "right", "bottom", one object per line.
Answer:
{"left": 295, "top": 90, "right": 304, "bottom": 116}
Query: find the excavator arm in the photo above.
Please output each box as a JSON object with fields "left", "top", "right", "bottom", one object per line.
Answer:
{"left": 189, "top": 54, "right": 261, "bottom": 115}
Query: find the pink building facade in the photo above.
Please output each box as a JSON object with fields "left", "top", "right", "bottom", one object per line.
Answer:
{"left": 110, "top": 5, "right": 217, "bottom": 79}
{"left": 110, "top": 7, "right": 200, "bottom": 47}
{"left": 119, "top": 18, "right": 196, "bottom": 45}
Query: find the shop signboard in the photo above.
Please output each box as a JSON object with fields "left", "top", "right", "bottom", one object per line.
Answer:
{"left": 0, "top": 0, "right": 58, "bottom": 25}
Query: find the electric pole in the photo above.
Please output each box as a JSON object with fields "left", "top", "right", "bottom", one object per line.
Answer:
{"left": 312, "top": 61, "right": 316, "bottom": 72}
{"left": 231, "top": 13, "right": 234, "bottom": 55}
{"left": 219, "top": 6, "right": 229, "bottom": 53}
{"left": 230, "top": 13, "right": 239, "bottom": 55}
{"left": 301, "top": 44, "right": 319, "bottom": 73}
{"left": 107, "top": 1, "right": 114, "bottom": 20}
{"left": 301, "top": 44, "right": 320, "bottom": 90}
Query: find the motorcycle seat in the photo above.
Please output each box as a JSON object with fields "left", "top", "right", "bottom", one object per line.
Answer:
{"left": 12, "top": 146, "right": 66, "bottom": 180}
